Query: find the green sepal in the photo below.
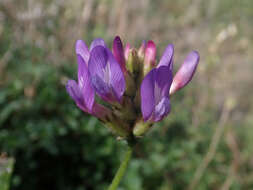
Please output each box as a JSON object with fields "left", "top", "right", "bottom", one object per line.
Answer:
{"left": 133, "top": 120, "right": 153, "bottom": 137}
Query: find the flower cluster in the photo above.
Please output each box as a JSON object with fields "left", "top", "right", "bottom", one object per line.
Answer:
{"left": 66, "top": 36, "right": 199, "bottom": 138}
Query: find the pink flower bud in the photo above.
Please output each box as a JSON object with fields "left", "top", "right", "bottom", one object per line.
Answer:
{"left": 144, "top": 40, "right": 156, "bottom": 66}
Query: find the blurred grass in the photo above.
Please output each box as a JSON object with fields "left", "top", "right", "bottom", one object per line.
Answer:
{"left": 0, "top": 0, "right": 253, "bottom": 189}
{"left": 0, "top": 157, "right": 14, "bottom": 190}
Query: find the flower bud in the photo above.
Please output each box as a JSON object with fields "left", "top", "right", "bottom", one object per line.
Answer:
{"left": 125, "top": 49, "right": 140, "bottom": 97}
{"left": 138, "top": 41, "right": 146, "bottom": 61}
{"left": 113, "top": 36, "right": 126, "bottom": 73}
{"left": 126, "top": 49, "right": 139, "bottom": 73}
{"left": 143, "top": 41, "right": 156, "bottom": 75}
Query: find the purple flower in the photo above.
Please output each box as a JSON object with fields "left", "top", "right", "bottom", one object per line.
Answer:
{"left": 66, "top": 38, "right": 125, "bottom": 114}
{"left": 66, "top": 41, "right": 95, "bottom": 113}
{"left": 141, "top": 43, "right": 199, "bottom": 122}
{"left": 141, "top": 66, "right": 173, "bottom": 122}
{"left": 66, "top": 36, "right": 200, "bottom": 137}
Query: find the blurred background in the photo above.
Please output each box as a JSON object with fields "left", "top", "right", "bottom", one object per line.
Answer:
{"left": 0, "top": 0, "right": 253, "bottom": 189}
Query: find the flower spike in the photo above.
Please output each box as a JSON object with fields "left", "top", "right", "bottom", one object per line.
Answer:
{"left": 66, "top": 36, "right": 200, "bottom": 138}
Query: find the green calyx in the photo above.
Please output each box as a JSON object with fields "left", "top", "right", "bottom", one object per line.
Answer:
{"left": 133, "top": 120, "right": 153, "bottom": 137}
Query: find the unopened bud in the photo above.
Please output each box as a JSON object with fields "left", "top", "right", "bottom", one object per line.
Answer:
{"left": 143, "top": 41, "right": 156, "bottom": 75}
{"left": 126, "top": 49, "right": 140, "bottom": 74}
{"left": 138, "top": 41, "right": 146, "bottom": 61}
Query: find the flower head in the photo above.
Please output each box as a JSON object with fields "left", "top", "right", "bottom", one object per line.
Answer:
{"left": 66, "top": 36, "right": 199, "bottom": 138}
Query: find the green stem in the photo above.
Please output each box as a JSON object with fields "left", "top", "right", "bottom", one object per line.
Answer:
{"left": 108, "top": 145, "right": 133, "bottom": 190}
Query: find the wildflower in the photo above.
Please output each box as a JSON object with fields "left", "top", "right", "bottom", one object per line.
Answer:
{"left": 141, "top": 65, "right": 173, "bottom": 122}
{"left": 66, "top": 39, "right": 115, "bottom": 118}
{"left": 66, "top": 36, "right": 199, "bottom": 138}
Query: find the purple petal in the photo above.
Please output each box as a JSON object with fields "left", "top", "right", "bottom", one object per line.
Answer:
{"left": 88, "top": 46, "right": 125, "bottom": 102}
{"left": 107, "top": 48, "right": 126, "bottom": 101}
{"left": 144, "top": 40, "right": 156, "bottom": 66}
{"left": 88, "top": 46, "right": 110, "bottom": 100}
{"left": 66, "top": 80, "right": 87, "bottom": 112}
{"left": 90, "top": 75, "right": 112, "bottom": 101}
{"left": 113, "top": 36, "right": 126, "bottom": 72}
{"left": 90, "top": 38, "right": 106, "bottom": 50}
{"left": 153, "top": 97, "right": 171, "bottom": 122}
{"left": 124, "top": 43, "right": 131, "bottom": 60}
{"left": 75, "top": 40, "right": 90, "bottom": 64}
{"left": 88, "top": 46, "right": 108, "bottom": 79}
{"left": 154, "top": 66, "right": 173, "bottom": 103}
{"left": 151, "top": 66, "right": 172, "bottom": 122}
{"left": 66, "top": 80, "right": 82, "bottom": 103}
{"left": 170, "top": 51, "right": 200, "bottom": 95}
{"left": 157, "top": 44, "right": 174, "bottom": 70}
{"left": 141, "top": 69, "right": 155, "bottom": 121}
{"left": 77, "top": 55, "right": 95, "bottom": 111}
